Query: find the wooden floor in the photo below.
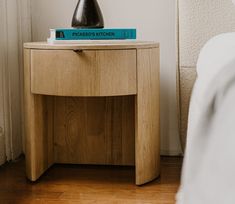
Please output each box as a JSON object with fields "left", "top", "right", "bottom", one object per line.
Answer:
{"left": 0, "top": 157, "right": 182, "bottom": 204}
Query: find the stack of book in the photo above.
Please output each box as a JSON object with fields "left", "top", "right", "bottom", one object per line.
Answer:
{"left": 47, "top": 28, "right": 137, "bottom": 44}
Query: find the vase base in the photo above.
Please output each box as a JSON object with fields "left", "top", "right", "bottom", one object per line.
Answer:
{"left": 72, "top": 25, "right": 104, "bottom": 29}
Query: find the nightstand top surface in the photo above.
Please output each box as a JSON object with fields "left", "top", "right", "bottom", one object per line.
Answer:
{"left": 24, "top": 41, "right": 159, "bottom": 50}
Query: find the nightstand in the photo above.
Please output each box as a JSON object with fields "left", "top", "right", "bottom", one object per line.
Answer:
{"left": 23, "top": 41, "right": 160, "bottom": 185}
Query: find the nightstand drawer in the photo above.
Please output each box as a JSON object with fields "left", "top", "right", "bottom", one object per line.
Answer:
{"left": 31, "top": 49, "right": 137, "bottom": 96}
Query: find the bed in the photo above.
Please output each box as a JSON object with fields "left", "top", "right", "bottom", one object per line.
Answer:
{"left": 177, "top": 1, "right": 235, "bottom": 203}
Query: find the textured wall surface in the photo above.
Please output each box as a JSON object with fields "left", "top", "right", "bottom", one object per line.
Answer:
{"left": 179, "top": 0, "right": 235, "bottom": 150}
{"left": 179, "top": 0, "right": 235, "bottom": 66}
{"left": 179, "top": 67, "right": 197, "bottom": 150}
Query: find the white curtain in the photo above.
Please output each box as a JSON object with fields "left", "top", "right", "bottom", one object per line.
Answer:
{"left": 0, "top": 0, "right": 31, "bottom": 165}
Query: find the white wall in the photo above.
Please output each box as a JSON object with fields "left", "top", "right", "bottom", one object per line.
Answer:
{"left": 31, "top": 0, "right": 181, "bottom": 155}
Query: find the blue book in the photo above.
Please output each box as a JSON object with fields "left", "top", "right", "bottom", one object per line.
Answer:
{"left": 49, "top": 28, "right": 137, "bottom": 40}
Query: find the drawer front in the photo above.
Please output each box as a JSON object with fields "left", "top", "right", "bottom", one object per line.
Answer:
{"left": 31, "top": 49, "right": 136, "bottom": 96}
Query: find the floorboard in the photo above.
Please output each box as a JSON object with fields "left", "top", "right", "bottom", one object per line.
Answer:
{"left": 0, "top": 156, "right": 182, "bottom": 204}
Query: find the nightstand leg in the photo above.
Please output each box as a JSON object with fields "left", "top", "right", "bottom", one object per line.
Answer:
{"left": 24, "top": 49, "right": 54, "bottom": 181}
{"left": 135, "top": 48, "right": 160, "bottom": 185}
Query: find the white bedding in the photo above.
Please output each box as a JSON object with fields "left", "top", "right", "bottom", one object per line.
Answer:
{"left": 177, "top": 32, "right": 235, "bottom": 204}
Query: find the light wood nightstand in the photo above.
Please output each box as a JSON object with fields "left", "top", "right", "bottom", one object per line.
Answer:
{"left": 23, "top": 41, "right": 160, "bottom": 185}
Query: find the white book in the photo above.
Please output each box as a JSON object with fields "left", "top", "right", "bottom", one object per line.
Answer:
{"left": 47, "top": 38, "right": 135, "bottom": 44}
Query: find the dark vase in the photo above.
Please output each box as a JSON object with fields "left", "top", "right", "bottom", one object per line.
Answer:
{"left": 72, "top": 0, "right": 104, "bottom": 28}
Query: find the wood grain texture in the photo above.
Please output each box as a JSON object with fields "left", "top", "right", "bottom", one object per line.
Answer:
{"left": 24, "top": 42, "right": 160, "bottom": 185}
{"left": 0, "top": 157, "right": 182, "bottom": 204}
{"left": 24, "top": 41, "right": 159, "bottom": 50}
{"left": 54, "top": 96, "right": 135, "bottom": 166}
{"left": 31, "top": 50, "right": 136, "bottom": 96}
{"left": 24, "top": 49, "right": 54, "bottom": 181}
{"left": 135, "top": 48, "right": 160, "bottom": 185}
